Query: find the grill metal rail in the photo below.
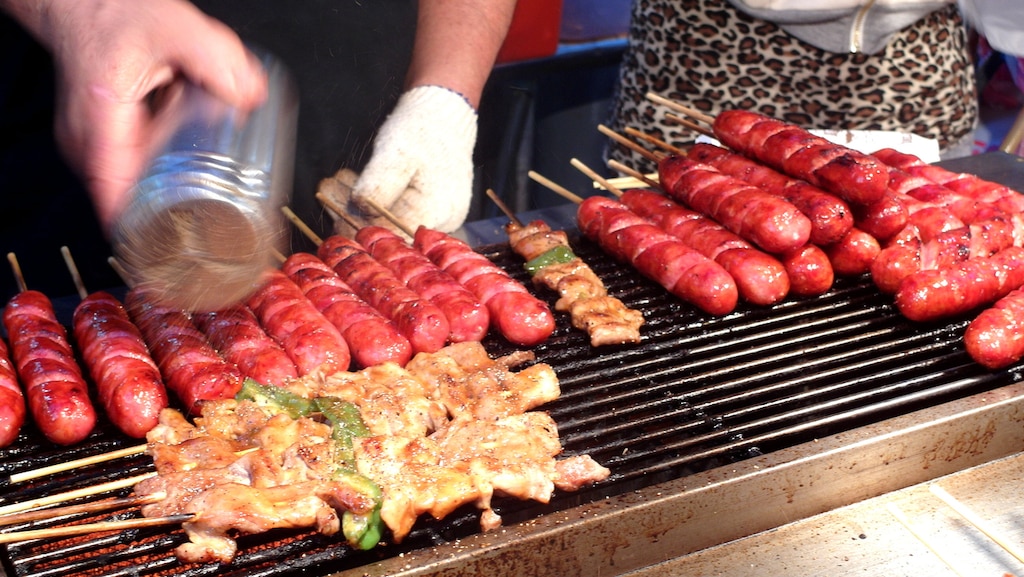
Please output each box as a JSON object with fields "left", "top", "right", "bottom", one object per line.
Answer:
{"left": 0, "top": 235, "right": 1020, "bottom": 577}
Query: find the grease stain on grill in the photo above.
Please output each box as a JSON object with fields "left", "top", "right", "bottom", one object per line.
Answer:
{"left": 0, "top": 234, "right": 1020, "bottom": 577}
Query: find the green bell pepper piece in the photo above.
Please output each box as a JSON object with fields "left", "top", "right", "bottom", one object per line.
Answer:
{"left": 235, "top": 378, "right": 315, "bottom": 419}
{"left": 523, "top": 245, "right": 576, "bottom": 275}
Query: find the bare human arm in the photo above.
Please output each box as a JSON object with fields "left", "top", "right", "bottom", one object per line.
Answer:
{"left": 0, "top": 0, "right": 267, "bottom": 232}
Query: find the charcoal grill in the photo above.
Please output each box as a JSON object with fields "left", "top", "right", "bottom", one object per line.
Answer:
{"left": 1, "top": 153, "right": 1023, "bottom": 577}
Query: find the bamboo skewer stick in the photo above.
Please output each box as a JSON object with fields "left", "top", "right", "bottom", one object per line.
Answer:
{"left": 60, "top": 246, "right": 88, "bottom": 300}
{"left": 664, "top": 112, "right": 716, "bottom": 138}
{"left": 885, "top": 502, "right": 969, "bottom": 577}
{"left": 0, "top": 493, "right": 165, "bottom": 527}
{"left": 527, "top": 171, "right": 584, "bottom": 205}
{"left": 570, "top": 158, "right": 626, "bottom": 199}
{"left": 0, "top": 513, "right": 194, "bottom": 544}
{"left": 7, "top": 253, "right": 26, "bottom": 293}
{"left": 358, "top": 197, "right": 416, "bottom": 239}
{"left": 0, "top": 472, "right": 157, "bottom": 517}
{"left": 645, "top": 92, "right": 716, "bottom": 126}
{"left": 6, "top": 444, "right": 148, "bottom": 486}
{"left": 607, "top": 159, "right": 661, "bottom": 190}
{"left": 929, "top": 484, "right": 1024, "bottom": 565}
{"left": 597, "top": 124, "right": 661, "bottom": 163}
{"left": 281, "top": 206, "right": 322, "bottom": 246}
{"left": 623, "top": 126, "right": 688, "bottom": 156}
{"left": 485, "top": 189, "right": 522, "bottom": 227}
{"left": 316, "top": 191, "right": 362, "bottom": 233}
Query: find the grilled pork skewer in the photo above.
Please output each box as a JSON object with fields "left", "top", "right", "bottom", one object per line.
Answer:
{"left": 486, "top": 189, "right": 644, "bottom": 346}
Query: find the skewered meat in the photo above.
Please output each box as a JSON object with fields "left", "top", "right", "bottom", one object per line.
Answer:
{"left": 72, "top": 291, "right": 169, "bottom": 438}
{"left": 0, "top": 336, "right": 25, "bottom": 447}
{"left": 125, "top": 289, "right": 243, "bottom": 414}
{"left": 688, "top": 142, "right": 854, "bottom": 246}
{"left": 964, "top": 288, "right": 1024, "bottom": 369}
{"left": 894, "top": 246, "right": 1024, "bottom": 322}
{"left": 246, "top": 269, "right": 352, "bottom": 376}
{"left": 576, "top": 195, "right": 739, "bottom": 316}
{"left": 505, "top": 219, "right": 644, "bottom": 346}
{"left": 356, "top": 226, "right": 490, "bottom": 343}
{"left": 823, "top": 228, "right": 881, "bottom": 277}
{"left": 192, "top": 304, "right": 299, "bottom": 386}
{"left": 3, "top": 290, "right": 96, "bottom": 445}
{"left": 619, "top": 189, "right": 789, "bottom": 306}
{"left": 281, "top": 252, "right": 413, "bottom": 368}
{"left": 318, "top": 235, "right": 451, "bottom": 354}
{"left": 658, "top": 155, "right": 813, "bottom": 255}
{"left": 712, "top": 110, "right": 890, "bottom": 206}
{"left": 414, "top": 227, "right": 556, "bottom": 347}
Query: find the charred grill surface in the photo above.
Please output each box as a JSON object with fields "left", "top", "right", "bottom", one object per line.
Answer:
{"left": 0, "top": 235, "right": 1019, "bottom": 577}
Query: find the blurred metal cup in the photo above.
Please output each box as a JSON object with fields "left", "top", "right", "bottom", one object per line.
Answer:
{"left": 112, "top": 47, "right": 298, "bottom": 312}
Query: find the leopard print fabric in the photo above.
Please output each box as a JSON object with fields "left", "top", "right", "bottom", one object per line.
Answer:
{"left": 607, "top": 1, "right": 978, "bottom": 173}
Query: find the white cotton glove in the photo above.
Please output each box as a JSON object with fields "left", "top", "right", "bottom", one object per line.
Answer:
{"left": 352, "top": 85, "right": 478, "bottom": 233}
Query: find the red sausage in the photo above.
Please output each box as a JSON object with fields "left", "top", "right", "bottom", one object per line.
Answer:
{"left": 318, "top": 236, "right": 450, "bottom": 354}
{"left": 688, "top": 142, "right": 854, "bottom": 246}
{"left": 193, "top": 305, "right": 299, "bottom": 386}
{"left": 3, "top": 290, "right": 96, "bottom": 445}
{"left": 621, "top": 189, "right": 789, "bottom": 306}
{"left": 824, "top": 228, "right": 880, "bottom": 277}
{"left": 246, "top": 269, "right": 351, "bottom": 375}
{"left": 72, "top": 291, "right": 169, "bottom": 438}
{"left": 851, "top": 191, "right": 908, "bottom": 243}
{"left": 964, "top": 288, "right": 1024, "bottom": 369}
{"left": 0, "top": 338, "right": 25, "bottom": 447}
{"left": 414, "top": 227, "right": 556, "bottom": 346}
{"left": 713, "top": 110, "right": 889, "bottom": 206}
{"left": 894, "top": 246, "right": 1024, "bottom": 322}
{"left": 576, "top": 196, "right": 738, "bottom": 315}
{"left": 356, "top": 226, "right": 490, "bottom": 343}
{"left": 125, "top": 289, "right": 243, "bottom": 413}
{"left": 781, "top": 244, "right": 834, "bottom": 297}
{"left": 281, "top": 252, "right": 413, "bottom": 368}
{"left": 658, "top": 155, "right": 812, "bottom": 255}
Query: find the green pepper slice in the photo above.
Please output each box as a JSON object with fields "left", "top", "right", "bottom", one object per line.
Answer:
{"left": 235, "top": 378, "right": 315, "bottom": 419}
{"left": 523, "top": 245, "right": 576, "bottom": 275}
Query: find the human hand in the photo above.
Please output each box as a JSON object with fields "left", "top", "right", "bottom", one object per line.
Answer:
{"left": 4, "top": 0, "right": 267, "bottom": 231}
{"left": 352, "top": 85, "right": 478, "bottom": 233}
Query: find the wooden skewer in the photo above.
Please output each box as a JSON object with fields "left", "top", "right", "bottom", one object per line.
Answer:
{"left": 7, "top": 253, "right": 26, "bottom": 293}
{"left": 930, "top": 484, "right": 1024, "bottom": 565}
{"left": 527, "top": 170, "right": 585, "bottom": 205}
{"left": 107, "top": 257, "right": 132, "bottom": 287}
{"left": 0, "top": 513, "right": 193, "bottom": 544}
{"left": 6, "top": 444, "right": 148, "bottom": 486}
{"left": 316, "top": 191, "right": 362, "bottom": 233}
{"left": 60, "top": 246, "right": 88, "bottom": 300}
{"left": 886, "top": 502, "right": 969, "bottom": 577}
{"left": 607, "top": 159, "right": 661, "bottom": 190}
{"left": 569, "top": 158, "right": 625, "bottom": 199}
{"left": 645, "top": 92, "right": 716, "bottom": 126}
{"left": 485, "top": 188, "right": 522, "bottom": 227}
{"left": 596, "top": 124, "right": 660, "bottom": 163}
{"left": 270, "top": 247, "right": 288, "bottom": 264}
{"left": 664, "top": 112, "right": 716, "bottom": 138}
{"left": 624, "top": 126, "right": 689, "bottom": 156}
{"left": 0, "top": 472, "right": 157, "bottom": 517}
{"left": 281, "top": 206, "right": 322, "bottom": 246}
{"left": 0, "top": 492, "right": 165, "bottom": 527}
{"left": 358, "top": 197, "right": 416, "bottom": 239}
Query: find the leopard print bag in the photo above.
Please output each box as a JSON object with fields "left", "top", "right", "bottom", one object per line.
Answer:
{"left": 607, "top": 1, "right": 978, "bottom": 172}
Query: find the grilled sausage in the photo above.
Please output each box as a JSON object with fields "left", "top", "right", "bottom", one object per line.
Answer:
{"left": 964, "top": 288, "right": 1024, "bottom": 369}
{"left": 281, "top": 252, "right": 413, "bottom": 368}
{"left": 318, "top": 236, "right": 450, "bottom": 353}
{"left": 72, "top": 291, "right": 169, "bottom": 438}
{"left": 0, "top": 337, "right": 25, "bottom": 447}
{"left": 620, "top": 189, "right": 789, "bottom": 306}
{"left": 823, "top": 228, "right": 880, "bottom": 277}
{"left": 894, "top": 246, "right": 1024, "bottom": 322}
{"left": 193, "top": 304, "right": 299, "bottom": 386}
{"left": 3, "top": 290, "right": 96, "bottom": 445}
{"left": 246, "top": 269, "right": 352, "bottom": 375}
{"left": 356, "top": 226, "right": 490, "bottom": 343}
{"left": 125, "top": 289, "right": 243, "bottom": 413}
{"left": 712, "top": 110, "right": 890, "bottom": 206}
{"left": 576, "top": 195, "right": 739, "bottom": 316}
{"left": 414, "top": 227, "right": 556, "bottom": 346}
{"left": 781, "top": 244, "right": 834, "bottom": 297}
{"left": 658, "top": 155, "right": 812, "bottom": 255}
{"left": 688, "top": 142, "right": 854, "bottom": 246}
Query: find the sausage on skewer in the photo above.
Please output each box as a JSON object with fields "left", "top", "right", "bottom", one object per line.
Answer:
{"left": 964, "top": 288, "right": 1024, "bottom": 369}
{"left": 72, "top": 291, "right": 169, "bottom": 438}
{"left": 355, "top": 226, "right": 490, "bottom": 343}
{"left": 3, "top": 290, "right": 97, "bottom": 445}
{"left": 193, "top": 304, "right": 299, "bottom": 386}
{"left": 0, "top": 337, "right": 25, "bottom": 447}
{"left": 413, "top": 227, "right": 557, "bottom": 346}
{"left": 281, "top": 252, "right": 413, "bottom": 368}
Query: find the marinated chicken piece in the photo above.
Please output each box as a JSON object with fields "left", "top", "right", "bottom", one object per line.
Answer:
{"left": 506, "top": 220, "right": 643, "bottom": 346}
{"left": 554, "top": 455, "right": 611, "bottom": 492}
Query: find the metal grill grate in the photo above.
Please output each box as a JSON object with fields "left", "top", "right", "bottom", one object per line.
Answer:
{"left": 0, "top": 235, "right": 1019, "bottom": 577}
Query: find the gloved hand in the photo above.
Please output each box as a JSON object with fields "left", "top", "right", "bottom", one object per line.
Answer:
{"left": 319, "top": 168, "right": 414, "bottom": 241}
{"left": 352, "top": 85, "right": 478, "bottom": 233}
